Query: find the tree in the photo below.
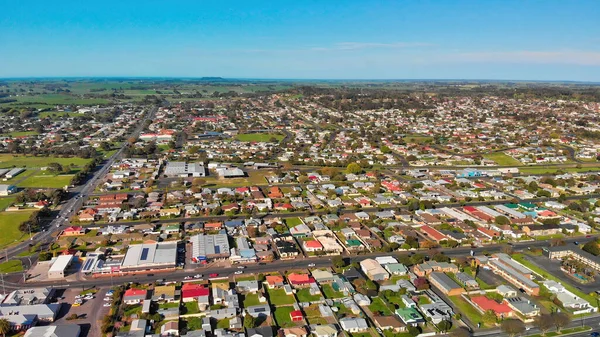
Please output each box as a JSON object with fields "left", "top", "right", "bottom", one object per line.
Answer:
{"left": 47, "top": 162, "right": 63, "bottom": 173}
{"left": 450, "top": 327, "right": 471, "bottom": 337}
{"left": 582, "top": 240, "right": 600, "bottom": 256}
{"left": 494, "top": 215, "right": 510, "bottom": 226}
{"left": 331, "top": 256, "right": 346, "bottom": 269}
{"left": 407, "top": 325, "right": 421, "bottom": 337}
{"left": 243, "top": 314, "right": 256, "bottom": 328}
{"left": 533, "top": 314, "right": 553, "bottom": 336}
{"left": 346, "top": 162, "right": 362, "bottom": 174}
{"left": 437, "top": 320, "right": 452, "bottom": 332}
{"left": 432, "top": 253, "right": 451, "bottom": 263}
{"left": 0, "top": 318, "right": 9, "bottom": 337}
{"left": 551, "top": 312, "right": 570, "bottom": 332}
{"left": 482, "top": 310, "right": 497, "bottom": 325}
{"left": 500, "top": 319, "right": 525, "bottom": 337}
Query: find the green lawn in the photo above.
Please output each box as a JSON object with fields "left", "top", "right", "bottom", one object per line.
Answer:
{"left": 0, "top": 197, "right": 16, "bottom": 211}
{"left": 0, "top": 154, "right": 93, "bottom": 168}
{"left": 0, "top": 260, "right": 23, "bottom": 273}
{"left": 448, "top": 295, "right": 487, "bottom": 328}
{"left": 286, "top": 217, "right": 303, "bottom": 227}
{"left": 267, "top": 288, "right": 296, "bottom": 305}
{"left": 0, "top": 131, "right": 39, "bottom": 137}
{"left": 0, "top": 210, "right": 35, "bottom": 248}
{"left": 216, "top": 318, "right": 230, "bottom": 329}
{"left": 512, "top": 253, "right": 597, "bottom": 306}
{"left": 38, "top": 111, "right": 82, "bottom": 119}
{"left": 404, "top": 134, "right": 433, "bottom": 144}
{"left": 243, "top": 293, "right": 262, "bottom": 307}
{"left": 236, "top": 133, "right": 284, "bottom": 143}
{"left": 273, "top": 306, "right": 295, "bottom": 328}
{"left": 296, "top": 288, "right": 322, "bottom": 302}
{"left": 483, "top": 152, "right": 523, "bottom": 166}
{"left": 321, "top": 284, "right": 345, "bottom": 299}
{"left": 0, "top": 93, "right": 109, "bottom": 107}
{"left": 18, "top": 174, "right": 74, "bottom": 188}
{"left": 525, "top": 326, "right": 590, "bottom": 337}
{"left": 368, "top": 297, "right": 393, "bottom": 315}
{"left": 184, "top": 301, "right": 200, "bottom": 314}
{"left": 519, "top": 166, "right": 600, "bottom": 175}
{"left": 159, "top": 302, "right": 180, "bottom": 309}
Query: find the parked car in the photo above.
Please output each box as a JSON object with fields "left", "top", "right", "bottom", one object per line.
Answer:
{"left": 308, "top": 263, "right": 315, "bottom": 267}
{"left": 234, "top": 271, "right": 243, "bottom": 275}
{"left": 194, "top": 274, "right": 202, "bottom": 279}
{"left": 209, "top": 273, "right": 219, "bottom": 278}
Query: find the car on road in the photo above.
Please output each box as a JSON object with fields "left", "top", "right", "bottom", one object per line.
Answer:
{"left": 591, "top": 332, "right": 600, "bottom": 337}
{"left": 194, "top": 274, "right": 202, "bottom": 279}
{"left": 234, "top": 271, "right": 243, "bottom": 275}
{"left": 184, "top": 276, "right": 193, "bottom": 280}
{"left": 104, "top": 297, "right": 112, "bottom": 302}
{"left": 308, "top": 263, "right": 315, "bottom": 267}
{"left": 574, "top": 241, "right": 579, "bottom": 245}
{"left": 237, "top": 266, "right": 245, "bottom": 269}
{"left": 209, "top": 273, "right": 219, "bottom": 278}
{"left": 103, "top": 303, "right": 112, "bottom": 307}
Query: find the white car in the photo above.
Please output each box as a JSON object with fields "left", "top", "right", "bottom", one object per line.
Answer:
{"left": 184, "top": 276, "right": 193, "bottom": 280}
{"left": 234, "top": 271, "right": 243, "bottom": 275}
{"left": 194, "top": 274, "right": 202, "bottom": 279}
{"left": 308, "top": 263, "right": 316, "bottom": 267}
{"left": 103, "top": 303, "right": 111, "bottom": 307}
{"left": 237, "top": 266, "right": 245, "bottom": 269}
{"left": 104, "top": 297, "right": 112, "bottom": 301}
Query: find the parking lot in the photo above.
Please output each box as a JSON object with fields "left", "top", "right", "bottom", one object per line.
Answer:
{"left": 53, "top": 287, "right": 112, "bottom": 337}
{"left": 526, "top": 254, "right": 600, "bottom": 293}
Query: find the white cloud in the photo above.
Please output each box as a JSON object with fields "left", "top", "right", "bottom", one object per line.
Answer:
{"left": 443, "top": 50, "right": 600, "bottom": 66}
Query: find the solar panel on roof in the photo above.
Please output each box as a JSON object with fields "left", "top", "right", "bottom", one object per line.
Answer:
{"left": 140, "top": 247, "right": 150, "bottom": 261}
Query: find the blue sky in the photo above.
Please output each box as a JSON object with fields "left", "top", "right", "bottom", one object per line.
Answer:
{"left": 1, "top": 0, "right": 599, "bottom": 80}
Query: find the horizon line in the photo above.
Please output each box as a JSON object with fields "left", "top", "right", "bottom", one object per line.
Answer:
{"left": 1, "top": 76, "right": 600, "bottom": 84}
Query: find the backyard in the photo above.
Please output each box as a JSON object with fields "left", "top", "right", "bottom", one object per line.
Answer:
{"left": 267, "top": 288, "right": 296, "bottom": 305}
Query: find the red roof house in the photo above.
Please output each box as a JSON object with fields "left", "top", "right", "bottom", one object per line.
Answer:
{"left": 290, "top": 310, "right": 303, "bottom": 322}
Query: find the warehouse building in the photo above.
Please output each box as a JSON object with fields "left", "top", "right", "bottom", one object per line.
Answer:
{"left": 47, "top": 255, "right": 74, "bottom": 279}
{"left": 0, "top": 184, "right": 16, "bottom": 196}
{"left": 121, "top": 242, "right": 177, "bottom": 272}
{"left": 163, "top": 161, "right": 206, "bottom": 177}
{"left": 190, "top": 233, "right": 230, "bottom": 262}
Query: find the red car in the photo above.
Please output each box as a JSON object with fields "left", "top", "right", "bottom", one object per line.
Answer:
{"left": 209, "top": 273, "right": 219, "bottom": 278}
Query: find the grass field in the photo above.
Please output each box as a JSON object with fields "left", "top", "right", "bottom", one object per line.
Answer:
{"left": 296, "top": 288, "right": 322, "bottom": 302}
{"left": 0, "top": 93, "right": 109, "bottom": 107}
{"left": 448, "top": 295, "right": 487, "bottom": 328}
{"left": 403, "top": 134, "right": 433, "bottom": 144}
{"left": 0, "top": 131, "right": 39, "bottom": 137}
{"left": 0, "top": 197, "right": 16, "bottom": 211}
{"left": 203, "top": 170, "right": 269, "bottom": 188}
{"left": 0, "top": 154, "right": 93, "bottom": 168}
{"left": 236, "top": 133, "right": 284, "bottom": 142}
{"left": 273, "top": 306, "right": 295, "bottom": 327}
{"left": 285, "top": 217, "right": 303, "bottom": 227}
{"left": 267, "top": 288, "right": 296, "bottom": 305}
{"left": 0, "top": 260, "right": 24, "bottom": 273}
{"left": 0, "top": 210, "right": 35, "bottom": 248}
{"left": 321, "top": 284, "right": 345, "bottom": 299}
{"left": 483, "top": 152, "right": 523, "bottom": 166}
{"left": 243, "top": 293, "right": 262, "bottom": 307}
{"left": 18, "top": 174, "right": 74, "bottom": 188}
{"left": 369, "top": 297, "right": 393, "bottom": 315}
{"left": 38, "top": 111, "right": 82, "bottom": 119}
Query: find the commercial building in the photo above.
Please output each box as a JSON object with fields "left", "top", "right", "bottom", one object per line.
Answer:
{"left": 47, "top": 255, "right": 74, "bottom": 279}
{"left": 487, "top": 253, "right": 539, "bottom": 295}
{"left": 121, "top": 242, "right": 177, "bottom": 272}
{"left": 190, "top": 233, "right": 230, "bottom": 262}
{"left": 0, "top": 184, "right": 16, "bottom": 196}
{"left": 428, "top": 272, "right": 464, "bottom": 296}
{"left": 544, "top": 246, "right": 600, "bottom": 271}
{"left": 24, "top": 325, "right": 81, "bottom": 337}
{"left": 360, "top": 259, "right": 389, "bottom": 281}
{"left": 164, "top": 161, "right": 206, "bottom": 177}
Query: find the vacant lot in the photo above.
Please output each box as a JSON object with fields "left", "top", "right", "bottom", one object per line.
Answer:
{"left": 18, "top": 174, "right": 74, "bottom": 188}
{"left": 0, "top": 210, "right": 34, "bottom": 248}
{"left": 0, "top": 260, "right": 23, "bottom": 273}
{"left": 273, "top": 306, "right": 295, "bottom": 328}
{"left": 236, "top": 133, "right": 284, "bottom": 143}
{"left": 296, "top": 288, "right": 322, "bottom": 302}
{"left": 483, "top": 152, "right": 523, "bottom": 166}
{"left": 368, "top": 297, "right": 393, "bottom": 315}
{"left": 0, "top": 197, "right": 16, "bottom": 211}
{"left": 0, "top": 131, "right": 39, "bottom": 137}
{"left": 267, "top": 288, "right": 296, "bottom": 305}
{"left": 0, "top": 155, "right": 92, "bottom": 168}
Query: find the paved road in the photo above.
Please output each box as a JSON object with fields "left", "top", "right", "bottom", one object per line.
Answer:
{"left": 1, "top": 107, "right": 156, "bottom": 261}
{"left": 2, "top": 236, "right": 592, "bottom": 290}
